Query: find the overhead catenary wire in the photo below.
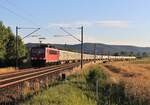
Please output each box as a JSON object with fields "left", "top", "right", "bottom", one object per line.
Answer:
{"left": 3, "top": 0, "right": 34, "bottom": 18}
{"left": 0, "top": 3, "right": 39, "bottom": 27}
{"left": 60, "top": 27, "right": 81, "bottom": 42}
{"left": 0, "top": 2, "right": 52, "bottom": 38}
{"left": 0, "top": 1, "right": 84, "bottom": 45}
{"left": 22, "top": 28, "right": 40, "bottom": 39}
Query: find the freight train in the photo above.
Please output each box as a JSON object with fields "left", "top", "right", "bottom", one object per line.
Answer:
{"left": 30, "top": 47, "right": 136, "bottom": 66}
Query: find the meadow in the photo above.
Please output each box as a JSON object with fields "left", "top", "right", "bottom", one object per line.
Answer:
{"left": 102, "top": 58, "right": 150, "bottom": 103}
{"left": 21, "top": 61, "right": 150, "bottom": 105}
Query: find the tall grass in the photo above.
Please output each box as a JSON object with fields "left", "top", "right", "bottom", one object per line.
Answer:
{"left": 21, "top": 82, "right": 96, "bottom": 105}
{"left": 21, "top": 63, "right": 149, "bottom": 105}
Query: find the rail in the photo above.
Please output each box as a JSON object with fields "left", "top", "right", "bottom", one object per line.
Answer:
{"left": 0, "top": 62, "right": 85, "bottom": 104}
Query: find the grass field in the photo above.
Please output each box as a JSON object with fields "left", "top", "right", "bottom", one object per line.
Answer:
{"left": 102, "top": 59, "right": 150, "bottom": 103}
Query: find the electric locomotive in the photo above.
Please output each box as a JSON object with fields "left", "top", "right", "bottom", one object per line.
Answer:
{"left": 31, "top": 47, "right": 59, "bottom": 66}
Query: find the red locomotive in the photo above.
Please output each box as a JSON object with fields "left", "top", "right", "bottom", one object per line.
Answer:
{"left": 31, "top": 47, "right": 60, "bottom": 66}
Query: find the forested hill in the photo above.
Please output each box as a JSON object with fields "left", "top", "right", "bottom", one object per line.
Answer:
{"left": 26, "top": 43, "right": 150, "bottom": 56}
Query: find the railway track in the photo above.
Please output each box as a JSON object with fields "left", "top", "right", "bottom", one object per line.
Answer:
{"left": 0, "top": 63, "right": 76, "bottom": 80}
{"left": 0, "top": 61, "right": 90, "bottom": 104}
{"left": 0, "top": 62, "right": 82, "bottom": 88}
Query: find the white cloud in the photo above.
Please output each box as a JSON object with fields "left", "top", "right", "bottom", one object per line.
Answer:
{"left": 48, "top": 20, "right": 129, "bottom": 28}
{"left": 95, "top": 20, "right": 128, "bottom": 28}
{"left": 48, "top": 21, "right": 92, "bottom": 28}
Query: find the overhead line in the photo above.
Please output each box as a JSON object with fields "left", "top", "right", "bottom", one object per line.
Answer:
{"left": 22, "top": 28, "right": 40, "bottom": 39}
{"left": 0, "top": 3, "right": 52, "bottom": 38}
{"left": 0, "top": 1, "right": 82, "bottom": 43}
{"left": 4, "top": 0, "right": 34, "bottom": 17}
{"left": 0, "top": 4, "right": 39, "bottom": 27}
{"left": 60, "top": 27, "right": 81, "bottom": 42}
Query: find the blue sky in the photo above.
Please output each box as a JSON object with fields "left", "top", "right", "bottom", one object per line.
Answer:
{"left": 0, "top": 0, "right": 150, "bottom": 47}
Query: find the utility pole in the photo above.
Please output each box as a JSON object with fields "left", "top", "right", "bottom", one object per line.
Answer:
{"left": 94, "top": 43, "right": 96, "bottom": 63}
{"left": 15, "top": 26, "right": 40, "bottom": 70}
{"left": 57, "top": 26, "right": 84, "bottom": 70}
{"left": 108, "top": 51, "right": 110, "bottom": 61}
{"left": 16, "top": 26, "right": 19, "bottom": 70}
{"left": 96, "top": 80, "right": 99, "bottom": 105}
{"left": 64, "top": 42, "right": 67, "bottom": 50}
{"left": 101, "top": 48, "right": 104, "bottom": 60}
{"left": 81, "top": 26, "right": 83, "bottom": 69}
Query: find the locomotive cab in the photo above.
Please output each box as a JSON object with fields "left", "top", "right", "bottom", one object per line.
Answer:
{"left": 31, "top": 47, "right": 46, "bottom": 66}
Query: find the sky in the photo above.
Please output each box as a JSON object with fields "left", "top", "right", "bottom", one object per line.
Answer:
{"left": 0, "top": 0, "right": 150, "bottom": 47}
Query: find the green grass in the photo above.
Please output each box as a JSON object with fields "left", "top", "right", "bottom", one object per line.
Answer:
{"left": 21, "top": 64, "right": 98, "bottom": 105}
{"left": 21, "top": 82, "right": 96, "bottom": 105}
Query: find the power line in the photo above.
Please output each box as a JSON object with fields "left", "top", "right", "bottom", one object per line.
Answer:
{"left": 0, "top": 1, "right": 83, "bottom": 44}
{"left": 60, "top": 27, "right": 81, "bottom": 42}
{"left": 4, "top": 0, "right": 34, "bottom": 17}
{"left": 0, "top": 4, "right": 39, "bottom": 26}
{"left": 2, "top": 0, "right": 85, "bottom": 40}
{"left": 22, "top": 28, "right": 40, "bottom": 39}
{"left": 2, "top": 0, "right": 41, "bottom": 26}
{"left": 0, "top": 2, "right": 52, "bottom": 38}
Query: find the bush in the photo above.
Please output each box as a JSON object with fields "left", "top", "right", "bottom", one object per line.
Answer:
{"left": 85, "top": 65, "right": 106, "bottom": 87}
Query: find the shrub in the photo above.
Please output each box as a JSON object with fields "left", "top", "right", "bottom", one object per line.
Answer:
{"left": 85, "top": 65, "right": 107, "bottom": 87}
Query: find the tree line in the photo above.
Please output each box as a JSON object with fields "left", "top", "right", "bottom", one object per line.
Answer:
{"left": 0, "top": 21, "right": 28, "bottom": 67}
{"left": 113, "top": 51, "right": 149, "bottom": 58}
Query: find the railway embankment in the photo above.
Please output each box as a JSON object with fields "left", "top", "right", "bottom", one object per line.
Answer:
{"left": 21, "top": 62, "right": 149, "bottom": 105}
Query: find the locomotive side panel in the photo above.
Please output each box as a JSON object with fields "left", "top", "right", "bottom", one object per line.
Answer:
{"left": 45, "top": 48, "right": 59, "bottom": 62}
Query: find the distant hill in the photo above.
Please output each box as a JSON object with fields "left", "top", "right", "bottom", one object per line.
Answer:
{"left": 26, "top": 43, "right": 150, "bottom": 56}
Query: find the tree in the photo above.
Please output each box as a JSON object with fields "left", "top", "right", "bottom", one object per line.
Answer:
{"left": 5, "top": 29, "right": 16, "bottom": 65}
{"left": 0, "top": 21, "right": 28, "bottom": 66}
{"left": 136, "top": 52, "right": 141, "bottom": 58}
{"left": 0, "top": 21, "right": 7, "bottom": 61}
{"left": 142, "top": 52, "right": 148, "bottom": 58}
{"left": 120, "top": 51, "right": 128, "bottom": 56}
{"left": 113, "top": 52, "right": 119, "bottom": 56}
{"left": 129, "top": 51, "right": 134, "bottom": 56}
{"left": 17, "top": 36, "right": 28, "bottom": 60}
